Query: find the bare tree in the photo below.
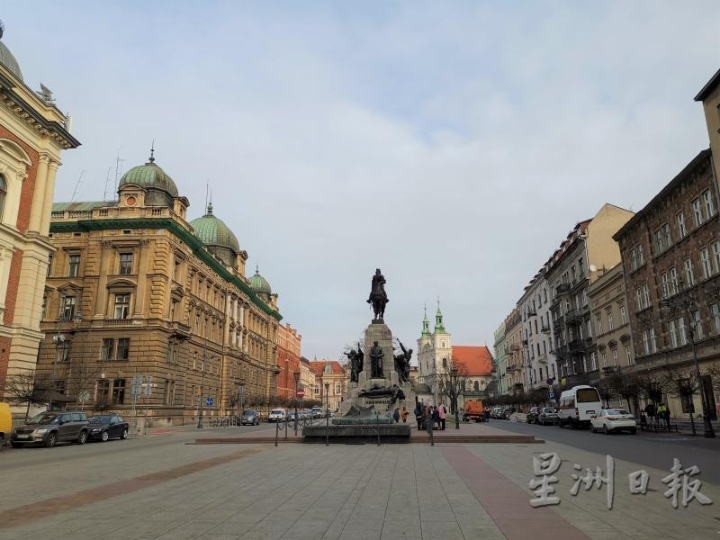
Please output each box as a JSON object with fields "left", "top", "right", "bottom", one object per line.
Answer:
{"left": 663, "top": 369, "right": 701, "bottom": 435}
{"left": 595, "top": 378, "right": 616, "bottom": 408}
{"left": 608, "top": 372, "right": 641, "bottom": 416}
{"left": 3, "top": 371, "right": 52, "bottom": 421}
{"left": 436, "top": 358, "right": 469, "bottom": 415}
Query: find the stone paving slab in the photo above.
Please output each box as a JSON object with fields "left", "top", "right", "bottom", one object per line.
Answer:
{"left": 1, "top": 421, "right": 718, "bottom": 539}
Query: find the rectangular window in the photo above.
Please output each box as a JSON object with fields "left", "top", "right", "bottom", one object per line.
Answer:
{"left": 60, "top": 296, "right": 76, "bottom": 321}
{"left": 612, "top": 348, "right": 619, "bottom": 366}
{"left": 119, "top": 253, "right": 134, "bottom": 275}
{"left": 112, "top": 379, "right": 126, "bottom": 404}
{"left": 702, "top": 188, "right": 716, "bottom": 218}
{"left": 591, "top": 352, "right": 597, "bottom": 371}
{"left": 711, "top": 304, "right": 720, "bottom": 333}
{"left": 608, "top": 312, "right": 614, "bottom": 331}
{"left": 678, "top": 318, "right": 687, "bottom": 346}
{"left": 660, "top": 273, "right": 669, "bottom": 298}
{"left": 113, "top": 294, "right": 130, "bottom": 319}
{"left": 684, "top": 259, "right": 695, "bottom": 287}
{"left": 677, "top": 212, "right": 686, "bottom": 238}
{"left": 101, "top": 338, "right": 115, "bottom": 361}
{"left": 692, "top": 198, "right": 703, "bottom": 227}
{"left": 670, "top": 268, "right": 679, "bottom": 295}
{"left": 713, "top": 241, "right": 720, "bottom": 273}
{"left": 700, "top": 249, "right": 712, "bottom": 279}
{"left": 625, "top": 345, "right": 632, "bottom": 366}
{"left": 635, "top": 288, "right": 643, "bottom": 312}
{"left": 693, "top": 310, "right": 703, "bottom": 340}
{"left": 650, "top": 328, "right": 657, "bottom": 353}
{"left": 117, "top": 338, "right": 130, "bottom": 361}
{"left": 68, "top": 254, "right": 80, "bottom": 277}
{"left": 620, "top": 305, "right": 627, "bottom": 325}
{"left": 669, "top": 319, "right": 678, "bottom": 348}
{"left": 164, "top": 380, "right": 175, "bottom": 406}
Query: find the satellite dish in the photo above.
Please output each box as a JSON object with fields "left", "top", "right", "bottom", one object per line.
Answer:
{"left": 589, "top": 265, "right": 597, "bottom": 272}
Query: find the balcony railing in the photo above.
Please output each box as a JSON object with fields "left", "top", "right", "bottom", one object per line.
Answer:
{"left": 541, "top": 324, "right": 551, "bottom": 334}
{"left": 556, "top": 283, "right": 571, "bottom": 296}
{"left": 568, "top": 339, "right": 585, "bottom": 353}
{"left": 565, "top": 308, "right": 583, "bottom": 325}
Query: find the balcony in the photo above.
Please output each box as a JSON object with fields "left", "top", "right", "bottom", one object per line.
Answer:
{"left": 553, "top": 317, "right": 564, "bottom": 333}
{"left": 568, "top": 339, "right": 585, "bottom": 353}
{"left": 565, "top": 308, "right": 583, "bottom": 325}
{"left": 510, "top": 343, "right": 521, "bottom": 351}
{"left": 527, "top": 308, "right": 537, "bottom": 317}
{"left": 536, "top": 353, "right": 548, "bottom": 365}
{"left": 571, "top": 276, "right": 588, "bottom": 292}
{"left": 556, "top": 283, "right": 571, "bottom": 296}
{"left": 541, "top": 323, "right": 551, "bottom": 334}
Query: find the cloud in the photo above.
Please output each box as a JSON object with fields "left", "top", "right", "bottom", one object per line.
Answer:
{"left": 3, "top": 1, "right": 718, "bottom": 358}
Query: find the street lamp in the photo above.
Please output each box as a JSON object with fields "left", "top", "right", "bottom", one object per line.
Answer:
{"left": 293, "top": 369, "right": 300, "bottom": 436}
{"left": 50, "top": 312, "right": 82, "bottom": 410}
{"left": 197, "top": 346, "right": 208, "bottom": 429}
{"left": 325, "top": 382, "right": 330, "bottom": 446}
{"left": 238, "top": 377, "right": 246, "bottom": 417}
{"left": 450, "top": 366, "right": 460, "bottom": 430}
{"left": 661, "top": 287, "right": 715, "bottom": 439}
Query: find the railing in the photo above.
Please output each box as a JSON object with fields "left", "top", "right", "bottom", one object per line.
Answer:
{"left": 51, "top": 206, "right": 176, "bottom": 221}
{"left": 556, "top": 283, "right": 571, "bottom": 295}
{"left": 103, "top": 318, "right": 136, "bottom": 326}
{"left": 568, "top": 339, "right": 585, "bottom": 353}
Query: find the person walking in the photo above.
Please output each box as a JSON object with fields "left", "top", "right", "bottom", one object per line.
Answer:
{"left": 658, "top": 403, "right": 670, "bottom": 431}
{"left": 644, "top": 402, "right": 657, "bottom": 431}
{"left": 414, "top": 402, "right": 423, "bottom": 430}
{"left": 393, "top": 408, "right": 400, "bottom": 423}
{"left": 401, "top": 406, "right": 408, "bottom": 423}
{"left": 437, "top": 402, "right": 447, "bottom": 430}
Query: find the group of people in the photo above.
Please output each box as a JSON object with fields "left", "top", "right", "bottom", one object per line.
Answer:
{"left": 412, "top": 402, "right": 448, "bottom": 431}
{"left": 641, "top": 402, "right": 672, "bottom": 430}
{"left": 391, "top": 406, "right": 409, "bottom": 423}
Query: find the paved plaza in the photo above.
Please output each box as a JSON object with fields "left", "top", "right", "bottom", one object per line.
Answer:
{"left": 1, "top": 422, "right": 718, "bottom": 540}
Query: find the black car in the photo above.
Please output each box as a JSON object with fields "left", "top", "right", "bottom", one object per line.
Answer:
{"left": 239, "top": 410, "right": 260, "bottom": 426}
{"left": 87, "top": 415, "right": 129, "bottom": 442}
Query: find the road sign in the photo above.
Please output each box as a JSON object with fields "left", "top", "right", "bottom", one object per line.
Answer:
{"left": 296, "top": 388, "right": 305, "bottom": 399}
{"left": 131, "top": 374, "right": 143, "bottom": 398}
{"left": 144, "top": 376, "right": 153, "bottom": 397}
{"left": 78, "top": 391, "right": 90, "bottom": 403}
{"left": 548, "top": 392, "right": 555, "bottom": 400}
{"left": 206, "top": 396, "right": 214, "bottom": 407}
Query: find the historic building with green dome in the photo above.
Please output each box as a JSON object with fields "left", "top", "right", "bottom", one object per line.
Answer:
{"left": 36, "top": 150, "right": 283, "bottom": 425}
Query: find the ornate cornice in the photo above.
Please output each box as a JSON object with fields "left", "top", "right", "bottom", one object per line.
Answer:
{"left": 50, "top": 217, "right": 281, "bottom": 320}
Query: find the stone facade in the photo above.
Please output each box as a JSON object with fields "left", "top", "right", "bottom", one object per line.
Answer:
{"left": 36, "top": 159, "right": 281, "bottom": 425}
{"left": 276, "top": 323, "right": 301, "bottom": 400}
{"left": 309, "top": 359, "right": 348, "bottom": 412}
{"left": 504, "top": 309, "right": 524, "bottom": 393}
{"left": 518, "top": 270, "right": 557, "bottom": 392}
{"left": 416, "top": 306, "right": 452, "bottom": 402}
{"left": 613, "top": 149, "right": 720, "bottom": 420}
{"left": 492, "top": 320, "right": 508, "bottom": 396}
{"left": 0, "top": 34, "right": 80, "bottom": 405}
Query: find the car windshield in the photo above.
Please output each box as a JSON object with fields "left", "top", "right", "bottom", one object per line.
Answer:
{"left": 26, "top": 412, "right": 59, "bottom": 425}
{"left": 89, "top": 416, "right": 111, "bottom": 424}
{"left": 242, "top": 410, "right": 256, "bottom": 416}
{"left": 271, "top": 410, "right": 284, "bottom": 414}
{"left": 576, "top": 388, "right": 601, "bottom": 403}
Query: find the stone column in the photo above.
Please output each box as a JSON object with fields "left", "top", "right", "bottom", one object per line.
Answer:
{"left": 28, "top": 153, "right": 50, "bottom": 233}
{"left": 40, "top": 159, "right": 60, "bottom": 236}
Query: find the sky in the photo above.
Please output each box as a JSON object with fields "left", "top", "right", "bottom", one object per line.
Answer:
{"left": 2, "top": 1, "right": 719, "bottom": 362}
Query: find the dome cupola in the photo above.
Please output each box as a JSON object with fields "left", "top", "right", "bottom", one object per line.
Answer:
{"left": 190, "top": 202, "right": 241, "bottom": 268}
{"left": 249, "top": 265, "right": 272, "bottom": 298}
{"left": 0, "top": 22, "right": 24, "bottom": 81}
{"left": 118, "top": 148, "right": 179, "bottom": 199}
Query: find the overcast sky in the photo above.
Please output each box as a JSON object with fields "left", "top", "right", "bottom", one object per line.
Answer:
{"left": 3, "top": 1, "right": 718, "bottom": 361}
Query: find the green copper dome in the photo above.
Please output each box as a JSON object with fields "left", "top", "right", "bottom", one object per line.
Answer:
{"left": 118, "top": 151, "right": 179, "bottom": 197}
{"left": 0, "top": 36, "right": 23, "bottom": 81}
{"left": 249, "top": 266, "right": 272, "bottom": 296}
{"left": 190, "top": 202, "right": 240, "bottom": 253}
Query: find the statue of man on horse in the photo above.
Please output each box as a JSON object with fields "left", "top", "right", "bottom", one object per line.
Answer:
{"left": 367, "top": 268, "right": 388, "bottom": 322}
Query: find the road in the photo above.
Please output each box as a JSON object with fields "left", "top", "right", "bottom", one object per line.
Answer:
{"left": 489, "top": 418, "right": 720, "bottom": 485}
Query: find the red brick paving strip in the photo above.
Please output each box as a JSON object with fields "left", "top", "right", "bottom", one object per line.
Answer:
{"left": 0, "top": 446, "right": 266, "bottom": 530}
{"left": 440, "top": 446, "right": 590, "bottom": 540}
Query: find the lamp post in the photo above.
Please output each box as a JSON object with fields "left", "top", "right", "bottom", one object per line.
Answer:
{"left": 293, "top": 369, "right": 300, "bottom": 436}
{"left": 450, "top": 366, "right": 460, "bottom": 430}
{"left": 325, "top": 382, "right": 330, "bottom": 446}
{"left": 661, "top": 287, "right": 716, "bottom": 439}
{"left": 50, "top": 312, "right": 82, "bottom": 410}
{"left": 197, "top": 346, "right": 208, "bottom": 429}
{"left": 238, "top": 377, "right": 246, "bottom": 417}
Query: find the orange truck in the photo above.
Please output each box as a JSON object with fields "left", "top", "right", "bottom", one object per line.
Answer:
{"left": 463, "top": 399, "right": 486, "bottom": 422}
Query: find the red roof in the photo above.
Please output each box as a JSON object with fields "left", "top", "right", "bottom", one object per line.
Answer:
{"left": 453, "top": 346, "right": 494, "bottom": 376}
{"left": 309, "top": 360, "right": 345, "bottom": 376}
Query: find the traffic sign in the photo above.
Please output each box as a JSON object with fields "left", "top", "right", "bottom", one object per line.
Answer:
{"left": 548, "top": 392, "right": 555, "bottom": 400}
{"left": 78, "top": 391, "right": 90, "bottom": 403}
{"left": 296, "top": 388, "right": 305, "bottom": 399}
{"left": 206, "top": 396, "right": 214, "bottom": 407}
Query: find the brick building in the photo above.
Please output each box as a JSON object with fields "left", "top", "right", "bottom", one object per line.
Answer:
{"left": 613, "top": 149, "right": 720, "bottom": 419}
{"left": 0, "top": 26, "right": 79, "bottom": 404}
{"left": 276, "top": 323, "right": 302, "bottom": 400}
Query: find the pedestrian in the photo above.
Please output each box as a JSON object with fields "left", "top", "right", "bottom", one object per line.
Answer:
{"left": 414, "top": 402, "right": 423, "bottom": 430}
{"left": 393, "top": 408, "right": 400, "bottom": 423}
{"left": 644, "top": 402, "right": 657, "bottom": 430}
{"left": 401, "top": 406, "right": 408, "bottom": 423}
{"left": 437, "top": 402, "right": 447, "bottom": 430}
{"left": 422, "top": 404, "right": 431, "bottom": 432}
{"left": 658, "top": 403, "right": 670, "bottom": 431}
{"left": 431, "top": 406, "right": 440, "bottom": 430}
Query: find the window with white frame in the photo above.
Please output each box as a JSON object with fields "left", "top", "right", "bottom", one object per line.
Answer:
{"left": 713, "top": 241, "right": 720, "bottom": 273}
{"left": 692, "top": 197, "right": 703, "bottom": 227}
{"left": 692, "top": 310, "right": 703, "bottom": 340}
{"left": 678, "top": 318, "right": 687, "bottom": 346}
{"left": 677, "top": 212, "right": 686, "bottom": 238}
{"left": 702, "top": 188, "right": 716, "bottom": 219}
{"left": 612, "top": 348, "right": 619, "bottom": 366}
{"left": 60, "top": 295, "right": 76, "bottom": 321}
{"left": 700, "top": 248, "right": 712, "bottom": 279}
{"left": 608, "top": 312, "right": 614, "bottom": 331}
{"left": 669, "top": 319, "right": 678, "bottom": 348}
{"left": 684, "top": 258, "right": 695, "bottom": 287}
{"left": 661, "top": 272, "right": 669, "bottom": 298}
{"left": 711, "top": 303, "right": 720, "bottom": 333}
{"left": 670, "top": 268, "right": 679, "bottom": 295}
{"left": 629, "top": 245, "right": 645, "bottom": 271}
{"left": 113, "top": 294, "right": 130, "bottom": 319}
{"left": 620, "top": 305, "right": 627, "bottom": 325}
{"left": 655, "top": 224, "right": 672, "bottom": 254}
{"left": 625, "top": 344, "right": 632, "bottom": 365}
{"left": 590, "top": 352, "right": 597, "bottom": 371}
{"left": 595, "top": 314, "right": 603, "bottom": 335}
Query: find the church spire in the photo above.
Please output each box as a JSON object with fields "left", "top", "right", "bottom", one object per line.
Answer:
{"left": 421, "top": 304, "right": 431, "bottom": 338}
{"left": 434, "top": 297, "right": 446, "bottom": 334}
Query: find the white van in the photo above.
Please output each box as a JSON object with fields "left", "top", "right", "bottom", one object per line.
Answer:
{"left": 558, "top": 385, "right": 602, "bottom": 428}
{"left": 268, "top": 409, "right": 287, "bottom": 423}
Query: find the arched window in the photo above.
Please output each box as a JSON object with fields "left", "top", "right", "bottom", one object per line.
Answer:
{"left": 0, "top": 174, "right": 6, "bottom": 221}
{"left": 474, "top": 381, "right": 479, "bottom": 391}
{"left": 442, "top": 358, "right": 447, "bottom": 368}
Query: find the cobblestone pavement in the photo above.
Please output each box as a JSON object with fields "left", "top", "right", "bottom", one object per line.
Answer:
{"left": 0, "top": 422, "right": 717, "bottom": 540}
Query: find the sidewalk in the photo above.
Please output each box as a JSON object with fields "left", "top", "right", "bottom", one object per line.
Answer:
{"left": 1, "top": 422, "right": 717, "bottom": 539}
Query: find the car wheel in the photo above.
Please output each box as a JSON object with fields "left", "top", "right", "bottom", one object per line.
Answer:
{"left": 101, "top": 430, "right": 109, "bottom": 442}
{"left": 630, "top": 428, "right": 637, "bottom": 434}
{"left": 77, "top": 430, "right": 88, "bottom": 445}
{"left": 45, "top": 432, "right": 58, "bottom": 447}
{"left": 11, "top": 442, "right": 21, "bottom": 448}
{"left": 121, "top": 428, "right": 129, "bottom": 439}
{"left": 602, "top": 424, "right": 609, "bottom": 435}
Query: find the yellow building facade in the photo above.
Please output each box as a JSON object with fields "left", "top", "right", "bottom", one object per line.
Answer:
{"left": 37, "top": 153, "right": 281, "bottom": 425}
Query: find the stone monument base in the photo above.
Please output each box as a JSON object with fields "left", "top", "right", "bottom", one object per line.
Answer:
{"left": 302, "top": 423, "right": 411, "bottom": 443}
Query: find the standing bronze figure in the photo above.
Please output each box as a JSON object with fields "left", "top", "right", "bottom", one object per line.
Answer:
{"left": 369, "top": 341, "right": 384, "bottom": 378}
{"left": 367, "top": 268, "right": 388, "bottom": 322}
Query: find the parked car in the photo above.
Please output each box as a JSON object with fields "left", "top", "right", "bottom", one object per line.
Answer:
{"left": 311, "top": 407, "right": 324, "bottom": 418}
{"left": 11, "top": 411, "right": 89, "bottom": 448}
{"left": 536, "top": 407, "right": 559, "bottom": 425}
{"left": 239, "top": 410, "right": 260, "bottom": 426}
{"left": 87, "top": 414, "right": 129, "bottom": 442}
{"left": 527, "top": 407, "right": 541, "bottom": 423}
{"left": 590, "top": 409, "right": 637, "bottom": 434}
{"left": 268, "top": 409, "right": 287, "bottom": 423}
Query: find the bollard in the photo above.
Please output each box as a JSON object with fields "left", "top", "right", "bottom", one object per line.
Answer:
{"left": 284, "top": 418, "right": 288, "bottom": 441}
{"left": 275, "top": 421, "right": 279, "bottom": 447}
{"left": 325, "top": 411, "right": 329, "bottom": 447}
{"left": 376, "top": 413, "right": 380, "bottom": 446}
